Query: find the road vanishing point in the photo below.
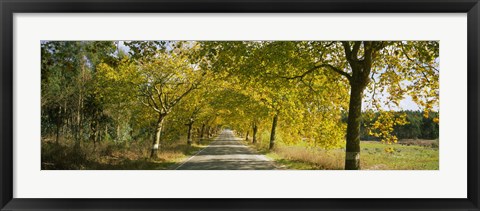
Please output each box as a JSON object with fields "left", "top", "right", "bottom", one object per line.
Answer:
{"left": 175, "top": 130, "right": 278, "bottom": 170}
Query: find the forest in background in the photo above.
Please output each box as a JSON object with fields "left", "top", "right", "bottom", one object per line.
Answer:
{"left": 41, "top": 41, "right": 439, "bottom": 170}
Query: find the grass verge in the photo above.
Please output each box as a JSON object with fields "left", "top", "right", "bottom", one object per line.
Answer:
{"left": 41, "top": 136, "right": 216, "bottom": 170}
{"left": 245, "top": 139, "right": 439, "bottom": 170}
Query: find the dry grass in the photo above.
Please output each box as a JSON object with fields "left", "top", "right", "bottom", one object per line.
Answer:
{"left": 268, "top": 146, "right": 344, "bottom": 170}
{"left": 397, "top": 139, "right": 439, "bottom": 148}
{"left": 41, "top": 136, "right": 213, "bottom": 170}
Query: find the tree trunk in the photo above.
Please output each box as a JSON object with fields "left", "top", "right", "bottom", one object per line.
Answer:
{"left": 90, "top": 110, "right": 98, "bottom": 149}
{"left": 94, "top": 123, "right": 98, "bottom": 150}
{"left": 63, "top": 101, "right": 67, "bottom": 138}
{"left": 252, "top": 124, "right": 258, "bottom": 144}
{"left": 200, "top": 123, "right": 205, "bottom": 139}
{"left": 187, "top": 122, "right": 193, "bottom": 145}
{"left": 90, "top": 122, "right": 96, "bottom": 147}
{"left": 269, "top": 113, "right": 278, "bottom": 150}
{"left": 150, "top": 114, "right": 165, "bottom": 158}
{"left": 76, "top": 98, "right": 82, "bottom": 147}
{"left": 104, "top": 125, "right": 108, "bottom": 142}
{"left": 245, "top": 131, "right": 249, "bottom": 141}
{"left": 345, "top": 82, "right": 364, "bottom": 170}
{"left": 76, "top": 67, "right": 85, "bottom": 147}
{"left": 55, "top": 107, "right": 62, "bottom": 144}
{"left": 342, "top": 41, "right": 381, "bottom": 170}
{"left": 115, "top": 124, "right": 120, "bottom": 143}
{"left": 207, "top": 126, "right": 212, "bottom": 138}
{"left": 55, "top": 124, "right": 60, "bottom": 144}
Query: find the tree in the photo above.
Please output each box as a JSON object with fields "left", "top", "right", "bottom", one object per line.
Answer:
{"left": 288, "top": 41, "right": 438, "bottom": 169}
{"left": 95, "top": 58, "right": 139, "bottom": 145}
{"left": 129, "top": 42, "right": 206, "bottom": 158}
{"left": 174, "top": 88, "right": 213, "bottom": 145}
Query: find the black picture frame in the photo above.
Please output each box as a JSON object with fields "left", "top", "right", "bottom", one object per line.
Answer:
{"left": 1, "top": 0, "right": 479, "bottom": 210}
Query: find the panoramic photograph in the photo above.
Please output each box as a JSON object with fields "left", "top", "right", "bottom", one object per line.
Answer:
{"left": 41, "top": 41, "right": 439, "bottom": 170}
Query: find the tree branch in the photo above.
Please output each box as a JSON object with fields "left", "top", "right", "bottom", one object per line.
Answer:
{"left": 400, "top": 43, "right": 414, "bottom": 61}
{"left": 325, "top": 41, "right": 335, "bottom": 48}
{"left": 279, "top": 64, "right": 352, "bottom": 81}
{"left": 324, "top": 64, "right": 352, "bottom": 81}
{"left": 341, "top": 41, "right": 352, "bottom": 60}
{"left": 149, "top": 94, "right": 160, "bottom": 112}
{"left": 170, "top": 84, "right": 197, "bottom": 108}
{"left": 400, "top": 43, "right": 434, "bottom": 83}
{"left": 153, "top": 84, "right": 168, "bottom": 112}
{"left": 351, "top": 41, "right": 362, "bottom": 60}
{"left": 279, "top": 65, "right": 319, "bottom": 80}
{"left": 141, "top": 98, "right": 161, "bottom": 113}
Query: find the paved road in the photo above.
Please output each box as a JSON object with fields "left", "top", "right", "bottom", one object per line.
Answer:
{"left": 176, "top": 130, "right": 277, "bottom": 170}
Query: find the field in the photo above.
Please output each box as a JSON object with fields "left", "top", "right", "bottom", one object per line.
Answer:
{"left": 248, "top": 140, "right": 439, "bottom": 170}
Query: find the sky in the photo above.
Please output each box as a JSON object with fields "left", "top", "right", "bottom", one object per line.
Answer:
{"left": 363, "top": 94, "right": 421, "bottom": 111}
